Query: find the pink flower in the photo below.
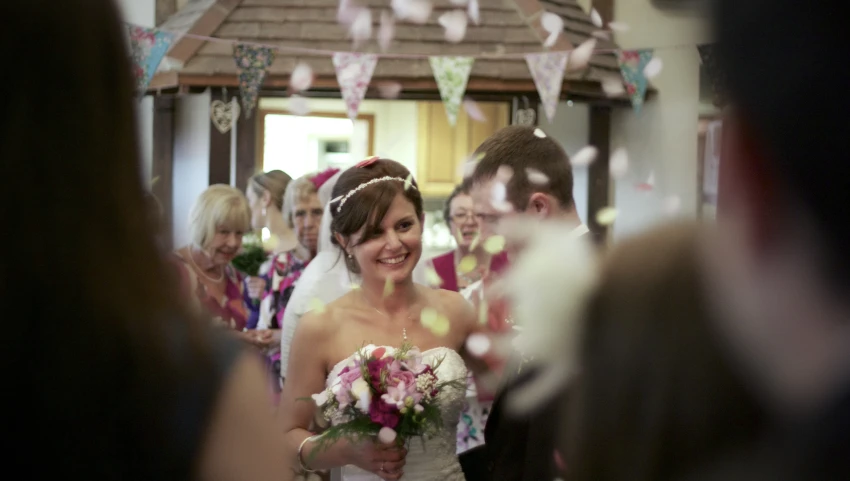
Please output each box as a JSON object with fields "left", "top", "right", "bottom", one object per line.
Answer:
{"left": 355, "top": 156, "right": 380, "bottom": 168}
{"left": 367, "top": 357, "right": 391, "bottom": 390}
{"left": 369, "top": 397, "right": 400, "bottom": 428}
{"left": 387, "top": 369, "right": 415, "bottom": 389}
{"left": 381, "top": 381, "right": 411, "bottom": 409}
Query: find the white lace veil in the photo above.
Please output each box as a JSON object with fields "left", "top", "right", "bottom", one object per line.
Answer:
{"left": 280, "top": 169, "right": 357, "bottom": 378}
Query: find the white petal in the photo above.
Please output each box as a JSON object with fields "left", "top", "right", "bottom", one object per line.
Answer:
{"left": 543, "top": 31, "right": 559, "bottom": 48}
{"left": 568, "top": 39, "right": 596, "bottom": 71}
{"left": 378, "top": 426, "right": 398, "bottom": 444}
{"left": 601, "top": 75, "right": 626, "bottom": 96}
{"left": 663, "top": 195, "right": 681, "bottom": 215}
{"left": 607, "top": 21, "right": 630, "bottom": 32}
{"left": 590, "top": 8, "right": 603, "bottom": 27}
{"left": 393, "top": 0, "right": 432, "bottom": 24}
{"left": 378, "top": 11, "right": 395, "bottom": 52}
{"left": 496, "top": 165, "right": 514, "bottom": 183}
{"left": 571, "top": 146, "right": 598, "bottom": 167}
{"left": 463, "top": 98, "right": 487, "bottom": 122}
{"left": 337, "top": 0, "right": 359, "bottom": 24}
{"left": 591, "top": 30, "right": 611, "bottom": 40}
{"left": 439, "top": 10, "right": 468, "bottom": 43}
{"left": 609, "top": 147, "right": 629, "bottom": 178}
{"left": 526, "top": 168, "right": 549, "bottom": 185}
{"left": 288, "top": 95, "right": 311, "bottom": 116}
{"left": 646, "top": 171, "right": 656, "bottom": 187}
{"left": 540, "top": 12, "right": 563, "bottom": 36}
{"left": 490, "top": 181, "right": 507, "bottom": 203}
{"left": 465, "top": 333, "right": 491, "bottom": 357}
{"left": 533, "top": 128, "right": 547, "bottom": 138}
{"left": 289, "top": 63, "right": 313, "bottom": 92}
{"left": 349, "top": 8, "right": 372, "bottom": 46}
{"left": 467, "top": 0, "right": 480, "bottom": 24}
{"left": 377, "top": 81, "right": 403, "bottom": 99}
{"left": 643, "top": 57, "right": 663, "bottom": 79}
{"left": 595, "top": 206, "right": 617, "bottom": 225}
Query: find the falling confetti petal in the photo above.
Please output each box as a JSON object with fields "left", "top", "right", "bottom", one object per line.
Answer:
{"left": 469, "top": 232, "right": 481, "bottom": 251}
{"left": 458, "top": 255, "right": 478, "bottom": 274}
{"left": 533, "top": 128, "right": 547, "bottom": 138}
{"left": 525, "top": 168, "right": 549, "bottom": 185}
{"left": 404, "top": 173, "right": 414, "bottom": 190}
{"left": 350, "top": 282, "right": 362, "bottom": 290}
{"left": 337, "top": 0, "right": 359, "bottom": 24}
{"left": 378, "top": 426, "right": 397, "bottom": 444}
{"left": 483, "top": 235, "right": 506, "bottom": 254}
{"left": 643, "top": 57, "right": 663, "bottom": 79}
{"left": 609, "top": 147, "right": 629, "bottom": 178}
{"left": 262, "top": 234, "right": 280, "bottom": 251}
{"left": 571, "top": 146, "right": 598, "bottom": 167}
{"left": 289, "top": 63, "right": 313, "bottom": 92}
{"left": 478, "top": 300, "right": 488, "bottom": 325}
{"left": 392, "top": 0, "right": 432, "bottom": 23}
{"left": 601, "top": 75, "right": 626, "bottom": 96}
{"left": 468, "top": 0, "right": 480, "bottom": 24}
{"left": 591, "top": 31, "right": 611, "bottom": 41}
{"left": 493, "top": 200, "right": 514, "bottom": 213}
{"left": 590, "top": 8, "right": 603, "bottom": 27}
{"left": 383, "top": 276, "right": 395, "bottom": 297}
{"left": 568, "top": 39, "right": 596, "bottom": 71}
{"left": 540, "top": 12, "right": 563, "bottom": 48}
{"left": 466, "top": 333, "right": 491, "bottom": 357}
{"left": 496, "top": 165, "right": 514, "bottom": 182}
{"left": 663, "top": 195, "right": 681, "bottom": 215}
{"left": 608, "top": 21, "right": 630, "bottom": 32}
{"left": 431, "top": 315, "right": 450, "bottom": 336}
{"left": 595, "top": 206, "right": 618, "bottom": 225}
{"left": 490, "top": 181, "right": 507, "bottom": 204}
{"left": 288, "top": 95, "right": 311, "bottom": 116}
{"left": 463, "top": 98, "right": 487, "bottom": 122}
{"left": 438, "top": 10, "right": 468, "bottom": 43}
{"left": 420, "top": 307, "right": 450, "bottom": 336}
{"left": 377, "top": 81, "right": 403, "bottom": 99}
{"left": 458, "top": 152, "right": 484, "bottom": 179}
{"left": 424, "top": 266, "right": 443, "bottom": 287}
{"left": 308, "top": 298, "right": 326, "bottom": 314}
{"left": 378, "top": 11, "right": 395, "bottom": 52}
{"left": 349, "top": 8, "right": 372, "bottom": 46}
{"left": 150, "top": 176, "right": 160, "bottom": 186}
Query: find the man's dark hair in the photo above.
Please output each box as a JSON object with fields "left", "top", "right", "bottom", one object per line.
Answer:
{"left": 470, "top": 125, "right": 574, "bottom": 211}
{"left": 714, "top": 0, "right": 850, "bottom": 285}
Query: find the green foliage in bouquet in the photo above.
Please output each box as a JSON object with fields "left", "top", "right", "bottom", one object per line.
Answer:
{"left": 231, "top": 234, "right": 267, "bottom": 277}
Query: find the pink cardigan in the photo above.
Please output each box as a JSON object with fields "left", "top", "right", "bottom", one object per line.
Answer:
{"left": 429, "top": 250, "right": 510, "bottom": 292}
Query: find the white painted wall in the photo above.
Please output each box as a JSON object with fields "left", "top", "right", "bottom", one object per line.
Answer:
{"left": 538, "top": 101, "right": 590, "bottom": 224}
{"left": 116, "top": 0, "right": 156, "bottom": 186}
{"left": 172, "top": 91, "right": 212, "bottom": 247}
{"left": 609, "top": 0, "right": 709, "bottom": 239}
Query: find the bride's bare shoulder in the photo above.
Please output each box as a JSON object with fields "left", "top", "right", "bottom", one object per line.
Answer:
{"left": 419, "top": 285, "right": 475, "bottom": 319}
{"left": 296, "top": 291, "right": 360, "bottom": 336}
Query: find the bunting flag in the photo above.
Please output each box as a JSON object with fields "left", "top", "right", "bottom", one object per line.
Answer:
{"left": 233, "top": 44, "right": 275, "bottom": 118}
{"left": 525, "top": 52, "right": 569, "bottom": 123}
{"left": 429, "top": 56, "right": 474, "bottom": 126}
{"left": 332, "top": 53, "right": 378, "bottom": 121}
{"left": 127, "top": 25, "right": 175, "bottom": 93}
{"left": 616, "top": 49, "right": 654, "bottom": 111}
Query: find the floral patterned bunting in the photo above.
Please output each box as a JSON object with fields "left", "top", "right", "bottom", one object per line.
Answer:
{"left": 616, "top": 49, "right": 654, "bottom": 111}
{"left": 126, "top": 25, "right": 175, "bottom": 93}
{"left": 525, "top": 52, "right": 569, "bottom": 123}
{"left": 332, "top": 53, "right": 378, "bottom": 121}
{"left": 233, "top": 44, "right": 275, "bottom": 118}
{"left": 429, "top": 56, "right": 475, "bottom": 126}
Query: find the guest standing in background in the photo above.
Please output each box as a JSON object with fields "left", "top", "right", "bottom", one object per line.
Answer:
{"left": 3, "top": 0, "right": 288, "bottom": 478}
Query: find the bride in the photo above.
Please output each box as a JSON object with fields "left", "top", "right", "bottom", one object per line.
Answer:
{"left": 279, "top": 158, "right": 484, "bottom": 481}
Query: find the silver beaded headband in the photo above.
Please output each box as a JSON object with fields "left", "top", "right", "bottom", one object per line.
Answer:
{"left": 329, "top": 176, "right": 416, "bottom": 213}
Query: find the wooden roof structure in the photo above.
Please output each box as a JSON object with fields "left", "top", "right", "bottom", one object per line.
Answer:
{"left": 150, "top": 0, "right": 629, "bottom": 101}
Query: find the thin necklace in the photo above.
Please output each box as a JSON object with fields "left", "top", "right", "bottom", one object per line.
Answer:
{"left": 365, "top": 294, "right": 411, "bottom": 341}
{"left": 187, "top": 248, "right": 225, "bottom": 283}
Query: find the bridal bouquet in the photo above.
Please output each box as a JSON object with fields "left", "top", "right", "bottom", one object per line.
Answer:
{"left": 309, "top": 342, "right": 464, "bottom": 451}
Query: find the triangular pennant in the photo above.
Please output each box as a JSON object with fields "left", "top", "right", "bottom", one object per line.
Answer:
{"left": 616, "top": 49, "right": 654, "bottom": 111}
{"left": 525, "top": 52, "right": 569, "bottom": 123}
{"left": 233, "top": 44, "right": 275, "bottom": 119}
{"left": 126, "top": 25, "right": 175, "bottom": 93}
{"left": 332, "top": 53, "right": 378, "bottom": 121}
{"left": 429, "top": 56, "right": 474, "bottom": 126}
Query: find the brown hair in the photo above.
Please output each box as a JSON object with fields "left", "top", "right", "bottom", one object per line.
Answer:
{"left": 564, "top": 222, "right": 763, "bottom": 481}
{"left": 2, "top": 1, "right": 216, "bottom": 478}
{"left": 329, "top": 159, "right": 423, "bottom": 273}
{"left": 249, "top": 169, "right": 292, "bottom": 211}
{"left": 470, "top": 125, "right": 574, "bottom": 211}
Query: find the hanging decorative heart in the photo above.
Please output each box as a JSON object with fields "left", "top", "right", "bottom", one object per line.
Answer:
{"left": 210, "top": 98, "right": 240, "bottom": 134}
{"left": 514, "top": 107, "right": 536, "bottom": 126}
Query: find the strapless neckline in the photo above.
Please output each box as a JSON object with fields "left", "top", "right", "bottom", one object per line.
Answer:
{"left": 326, "top": 346, "right": 459, "bottom": 384}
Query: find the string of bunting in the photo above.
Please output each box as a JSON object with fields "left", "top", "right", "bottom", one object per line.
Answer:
{"left": 127, "top": 22, "right": 719, "bottom": 126}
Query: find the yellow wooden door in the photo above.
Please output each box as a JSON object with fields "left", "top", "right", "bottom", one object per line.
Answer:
{"left": 416, "top": 101, "right": 510, "bottom": 197}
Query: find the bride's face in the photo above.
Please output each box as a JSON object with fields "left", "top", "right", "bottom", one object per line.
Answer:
{"left": 350, "top": 193, "right": 423, "bottom": 286}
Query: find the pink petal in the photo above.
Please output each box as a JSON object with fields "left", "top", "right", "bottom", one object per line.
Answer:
{"left": 378, "top": 10, "right": 395, "bottom": 52}
{"left": 465, "top": 333, "right": 491, "bottom": 357}
{"left": 496, "top": 165, "right": 514, "bottom": 183}
{"left": 568, "top": 39, "right": 596, "bottom": 71}
{"left": 377, "top": 81, "right": 403, "bottom": 99}
{"left": 571, "top": 146, "right": 598, "bottom": 167}
{"left": 643, "top": 57, "right": 663, "bottom": 79}
{"left": 439, "top": 10, "right": 468, "bottom": 43}
{"left": 590, "top": 8, "right": 603, "bottom": 28}
{"left": 392, "top": 0, "right": 432, "bottom": 24}
{"left": 540, "top": 12, "right": 563, "bottom": 47}
{"left": 378, "top": 426, "right": 397, "bottom": 444}
{"left": 337, "top": 0, "right": 359, "bottom": 25}
{"left": 289, "top": 63, "right": 313, "bottom": 92}
{"left": 349, "top": 8, "right": 372, "bottom": 46}
{"left": 468, "top": 0, "right": 480, "bottom": 24}
{"left": 608, "top": 21, "right": 630, "bottom": 32}
{"left": 288, "top": 95, "right": 311, "bottom": 116}
{"left": 601, "top": 75, "right": 626, "bottom": 96}
{"left": 463, "top": 98, "right": 487, "bottom": 122}
{"left": 609, "top": 147, "right": 629, "bottom": 178}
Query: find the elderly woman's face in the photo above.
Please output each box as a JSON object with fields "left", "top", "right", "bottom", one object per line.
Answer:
{"left": 293, "top": 193, "right": 323, "bottom": 255}
{"left": 206, "top": 225, "right": 244, "bottom": 266}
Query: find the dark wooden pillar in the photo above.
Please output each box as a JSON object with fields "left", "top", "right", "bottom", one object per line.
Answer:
{"left": 235, "top": 98, "right": 259, "bottom": 191}
{"left": 152, "top": 95, "right": 175, "bottom": 249}
{"left": 208, "top": 89, "right": 232, "bottom": 185}
{"left": 587, "top": 105, "right": 612, "bottom": 245}
{"left": 592, "top": 0, "right": 614, "bottom": 25}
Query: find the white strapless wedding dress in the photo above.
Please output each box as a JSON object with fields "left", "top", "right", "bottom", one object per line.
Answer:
{"left": 326, "top": 347, "right": 468, "bottom": 481}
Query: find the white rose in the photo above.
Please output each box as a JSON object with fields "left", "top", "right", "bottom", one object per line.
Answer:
{"left": 312, "top": 391, "right": 329, "bottom": 407}
{"left": 351, "top": 378, "right": 372, "bottom": 413}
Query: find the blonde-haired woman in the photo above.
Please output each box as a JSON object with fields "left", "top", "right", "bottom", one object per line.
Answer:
{"left": 174, "top": 184, "right": 262, "bottom": 344}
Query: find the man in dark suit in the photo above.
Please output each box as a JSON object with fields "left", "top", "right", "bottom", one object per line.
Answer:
{"left": 684, "top": 0, "right": 850, "bottom": 479}
{"left": 458, "top": 125, "right": 586, "bottom": 481}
